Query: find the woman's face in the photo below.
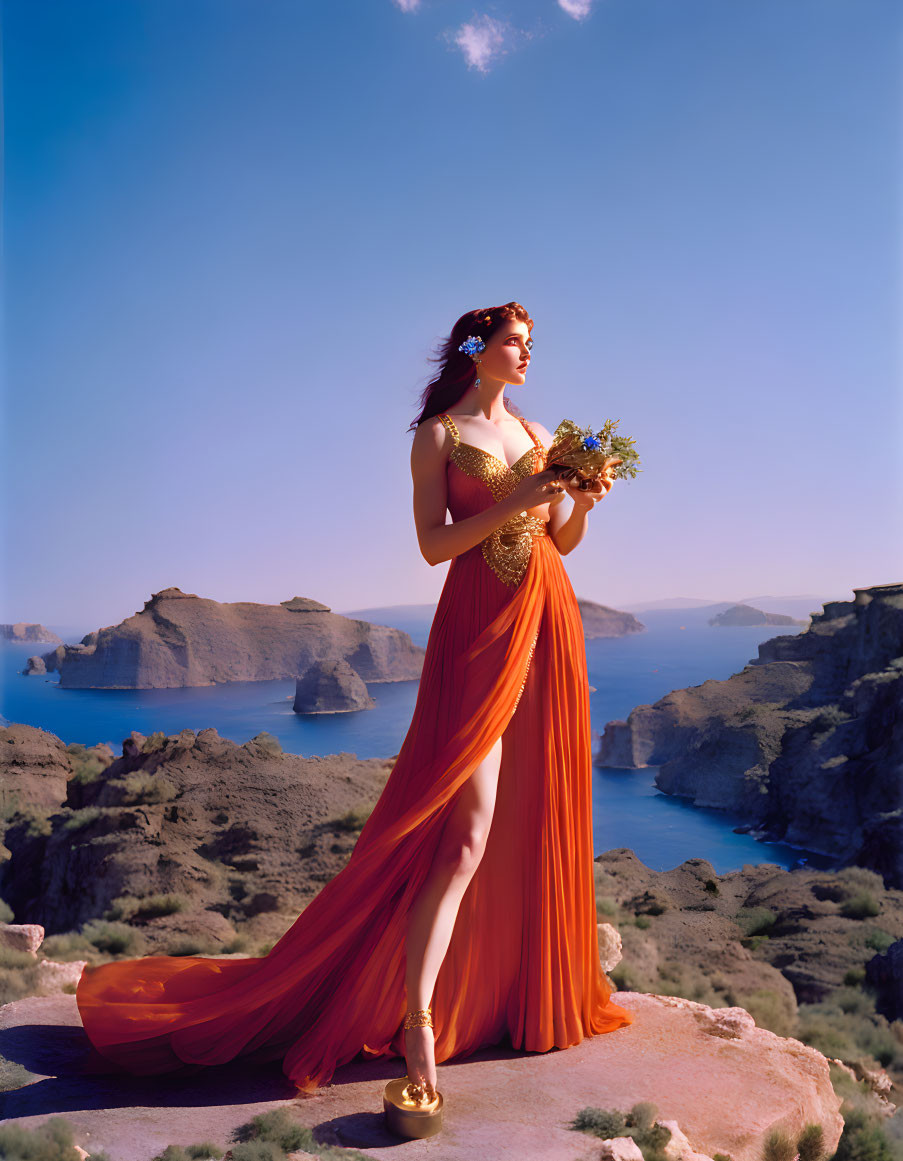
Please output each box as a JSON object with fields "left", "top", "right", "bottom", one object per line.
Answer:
{"left": 478, "top": 319, "right": 533, "bottom": 385}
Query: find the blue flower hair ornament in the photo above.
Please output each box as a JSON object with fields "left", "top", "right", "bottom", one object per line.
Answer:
{"left": 458, "top": 335, "right": 485, "bottom": 357}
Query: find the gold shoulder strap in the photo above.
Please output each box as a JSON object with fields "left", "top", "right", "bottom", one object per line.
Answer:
{"left": 437, "top": 412, "right": 460, "bottom": 446}
{"left": 517, "top": 415, "right": 543, "bottom": 451}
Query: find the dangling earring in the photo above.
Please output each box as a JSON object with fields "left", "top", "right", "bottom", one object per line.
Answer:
{"left": 475, "top": 358, "right": 481, "bottom": 388}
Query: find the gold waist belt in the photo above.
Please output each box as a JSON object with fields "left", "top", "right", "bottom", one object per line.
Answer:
{"left": 481, "top": 514, "right": 549, "bottom": 587}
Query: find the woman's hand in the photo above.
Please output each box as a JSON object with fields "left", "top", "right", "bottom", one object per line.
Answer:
{"left": 507, "top": 469, "right": 567, "bottom": 512}
{"left": 565, "top": 456, "right": 623, "bottom": 511}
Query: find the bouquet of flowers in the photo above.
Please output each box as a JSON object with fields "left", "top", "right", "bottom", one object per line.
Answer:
{"left": 545, "top": 418, "right": 641, "bottom": 490}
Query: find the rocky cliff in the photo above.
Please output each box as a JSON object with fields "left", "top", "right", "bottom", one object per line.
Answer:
{"left": 0, "top": 990, "right": 845, "bottom": 1161}
{"left": 576, "top": 598, "right": 645, "bottom": 639}
{"left": 708, "top": 603, "right": 808, "bottom": 627}
{"left": 0, "top": 723, "right": 396, "bottom": 951}
{"left": 3, "top": 723, "right": 902, "bottom": 1154}
{"left": 2, "top": 623, "right": 62, "bottom": 644}
{"left": 7, "top": 719, "right": 902, "bottom": 1028}
{"left": 0, "top": 723, "right": 94, "bottom": 813}
{"left": 30, "top": 587, "right": 425, "bottom": 689}
{"left": 293, "top": 658, "right": 377, "bottom": 713}
{"left": 598, "top": 582, "right": 903, "bottom": 885}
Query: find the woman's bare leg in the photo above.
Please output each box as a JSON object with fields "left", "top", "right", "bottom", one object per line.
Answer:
{"left": 402, "top": 734, "right": 504, "bottom": 1092}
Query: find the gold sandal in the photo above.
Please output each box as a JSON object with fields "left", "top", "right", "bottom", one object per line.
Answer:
{"left": 383, "top": 1007, "right": 444, "bottom": 1138}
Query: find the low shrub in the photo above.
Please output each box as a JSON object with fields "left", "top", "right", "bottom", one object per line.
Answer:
{"left": 840, "top": 893, "right": 881, "bottom": 920}
{"left": 233, "top": 1106, "right": 370, "bottom": 1159}
{"left": 736, "top": 988, "right": 797, "bottom": 1038}
{"left": 0, "top": 1115, "right": 112, "bottom": 1160}
{"left": 219, "top": 934, "right": 251, "bottom": 954}
{"left": 65, "top": 742, "right": 109, "bottom": 785}
{"left": 105, "top": 893, "right": 187, "bottom": 922}
{"left": 114, "top": 773, "right": 178, "bottom": 805}
{"left": 864, "top": 928, "right": 896, "bottom": 953}
{"left": 811, "top": 705, "right": 853, "bottom": 742}
{"left": 657, "top": 960, "right": 683, "bottom": 984}
{"left": 61, "top": 807, "right": 104, "bottom": 832}
{"left": 734, "top": 906, "right": 776, "bottom": 937}
{"left": 763, "top": 1127, "right": 796, "bottom": 1161}
{"left": 330, "top": 805, "right": 373, "bottom": 833}
{"left": 797, "top": 990, "right": 902, "bottom": 1069}
{"left": 0, "top": 962, "right": 41, "bottom": 1005}
{"left": 814, "top": 705, "right": 852, "bottom": 729}
{"left": 80, "top": 920, "right": 145, "bottom": 957}
{"left": 832, "top": 1107, "right": 896, "bottom": 1161}
{"left": 0, "top": 945, "right": 39, "bottom": 971}
{"left": 40, "top": 931, "right": 95, "bottom": 961}
{"left": 609, "top": 962, "right": 648, "bottom": 992}
{"left": 166, "top": 938, "right": 215, "bottom": 958}
{"left": 151, "top": 1145, "right": 224, "bottom": 1161}
{"left": 836, "top": 866, "right": 886, "bottom": 896}
{"left": 249, "top": 732, "right": 283, "bottom": 757}
{"left": 570, "top": 1105, "right": 627, "bottom": 1136}
{"left": 5, "top": 807, "right": 54, "bottom": 837}
{"left": 797, "top": 1123, "right": 825, "bottom": 1161}
{"left": 569, "top": 1102, "right": 670, "bottom": 1158}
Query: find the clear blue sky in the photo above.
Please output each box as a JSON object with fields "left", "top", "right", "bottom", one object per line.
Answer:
{"left": 3, "top": 0, "right": 901, "bottom": 633}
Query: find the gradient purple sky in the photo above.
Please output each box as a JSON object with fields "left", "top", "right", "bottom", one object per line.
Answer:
{"left": 3, "top": 0, "right": 901, "bottom": 633}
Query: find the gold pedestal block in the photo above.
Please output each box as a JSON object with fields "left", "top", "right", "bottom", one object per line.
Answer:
{"left": 383, "top": 1075, "right": 444, "bottom": 1138}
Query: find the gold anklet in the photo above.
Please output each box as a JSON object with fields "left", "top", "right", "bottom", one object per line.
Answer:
{"left": 403, "top": 1007, "right": 433, "bottom": 1030}
{"left": 386, "top": 1006, "right": 443, "bottom": 1137}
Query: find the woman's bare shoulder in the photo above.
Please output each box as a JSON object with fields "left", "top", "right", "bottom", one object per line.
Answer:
{"left": 412, "top": 414, "right": 449, "bottom": 444}
{"left": 524, "top": 418, "right": 554, "bottom": 447}
{"left": 411, "top": 414, "right": 454, "bottom": 465}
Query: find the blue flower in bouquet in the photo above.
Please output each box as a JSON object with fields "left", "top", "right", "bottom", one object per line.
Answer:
{"left": 458, "top": 335, "right": 485, "bottom": 357}
{"left": 547, "top": 417, "right": 642, "bottom": 482}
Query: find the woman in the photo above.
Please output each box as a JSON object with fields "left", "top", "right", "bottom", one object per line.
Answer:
{"left": 75, "top": 301, "right": 634, "bottom": 1134}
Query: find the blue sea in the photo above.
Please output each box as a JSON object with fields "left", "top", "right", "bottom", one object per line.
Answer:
{"left": 0, "top": 604, "right": 838, "bottom": 877}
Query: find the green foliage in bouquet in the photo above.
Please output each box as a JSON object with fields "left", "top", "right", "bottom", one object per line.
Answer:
{"left": 546, "top": 418, "right": 641, "bottom": 488}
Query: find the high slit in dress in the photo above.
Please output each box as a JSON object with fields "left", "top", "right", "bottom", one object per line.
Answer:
{"left": 75, "top": 409, "right": 634, "bottom": 1091}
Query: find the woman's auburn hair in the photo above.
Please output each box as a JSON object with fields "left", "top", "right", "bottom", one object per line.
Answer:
{"left": 408, "top": 301, "right": 534, "bottom": 432}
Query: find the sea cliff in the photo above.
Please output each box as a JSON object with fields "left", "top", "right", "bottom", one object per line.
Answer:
{"left": 27, "top": 587, "right": 425, "bottom": 689}
{"left": 2, "top": 623, "right": 62, "bottom": 644}
{"left": 598, "top": 582, "right": 903, "bottom": 886}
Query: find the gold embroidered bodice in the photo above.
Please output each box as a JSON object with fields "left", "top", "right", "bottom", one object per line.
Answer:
{"left": 438, "top": 412, "right": 550, "bottom": 588}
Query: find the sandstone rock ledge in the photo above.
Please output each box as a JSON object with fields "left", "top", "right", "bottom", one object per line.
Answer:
{"left": 32, "top": 587, "right": 426, "bottom": 690}
{"left": 0, "top": 991, "right": 842, "bottom": 1161}
{"left": 596, "top": 582, "right": 903, "bottom": 886}
{"left": 2, "top": 622, "right": 62, "bottom": 644}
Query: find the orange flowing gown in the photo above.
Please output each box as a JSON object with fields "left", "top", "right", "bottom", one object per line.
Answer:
{"left": 75, "top": 410, "right": 633, "bottom": 1092}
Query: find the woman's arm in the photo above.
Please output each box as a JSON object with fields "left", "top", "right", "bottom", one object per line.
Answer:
{"left": 411, "top": 417, "right": 555, "bottom": 566}
{"left": 527, "top": 420, "right": 615, "bottom": 557}
{"left": 550, "top": 498, "right": 594, "bottom": 556}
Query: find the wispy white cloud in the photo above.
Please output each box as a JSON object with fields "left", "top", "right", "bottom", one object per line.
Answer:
{"left": 557, "top": 0, "right": 595, "bottom": 20}
{"left": 446, "top": 14, "right": 510, "bottom": 73}
{"left": 393, "top": 0, "right": 422, "bottom": 12}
